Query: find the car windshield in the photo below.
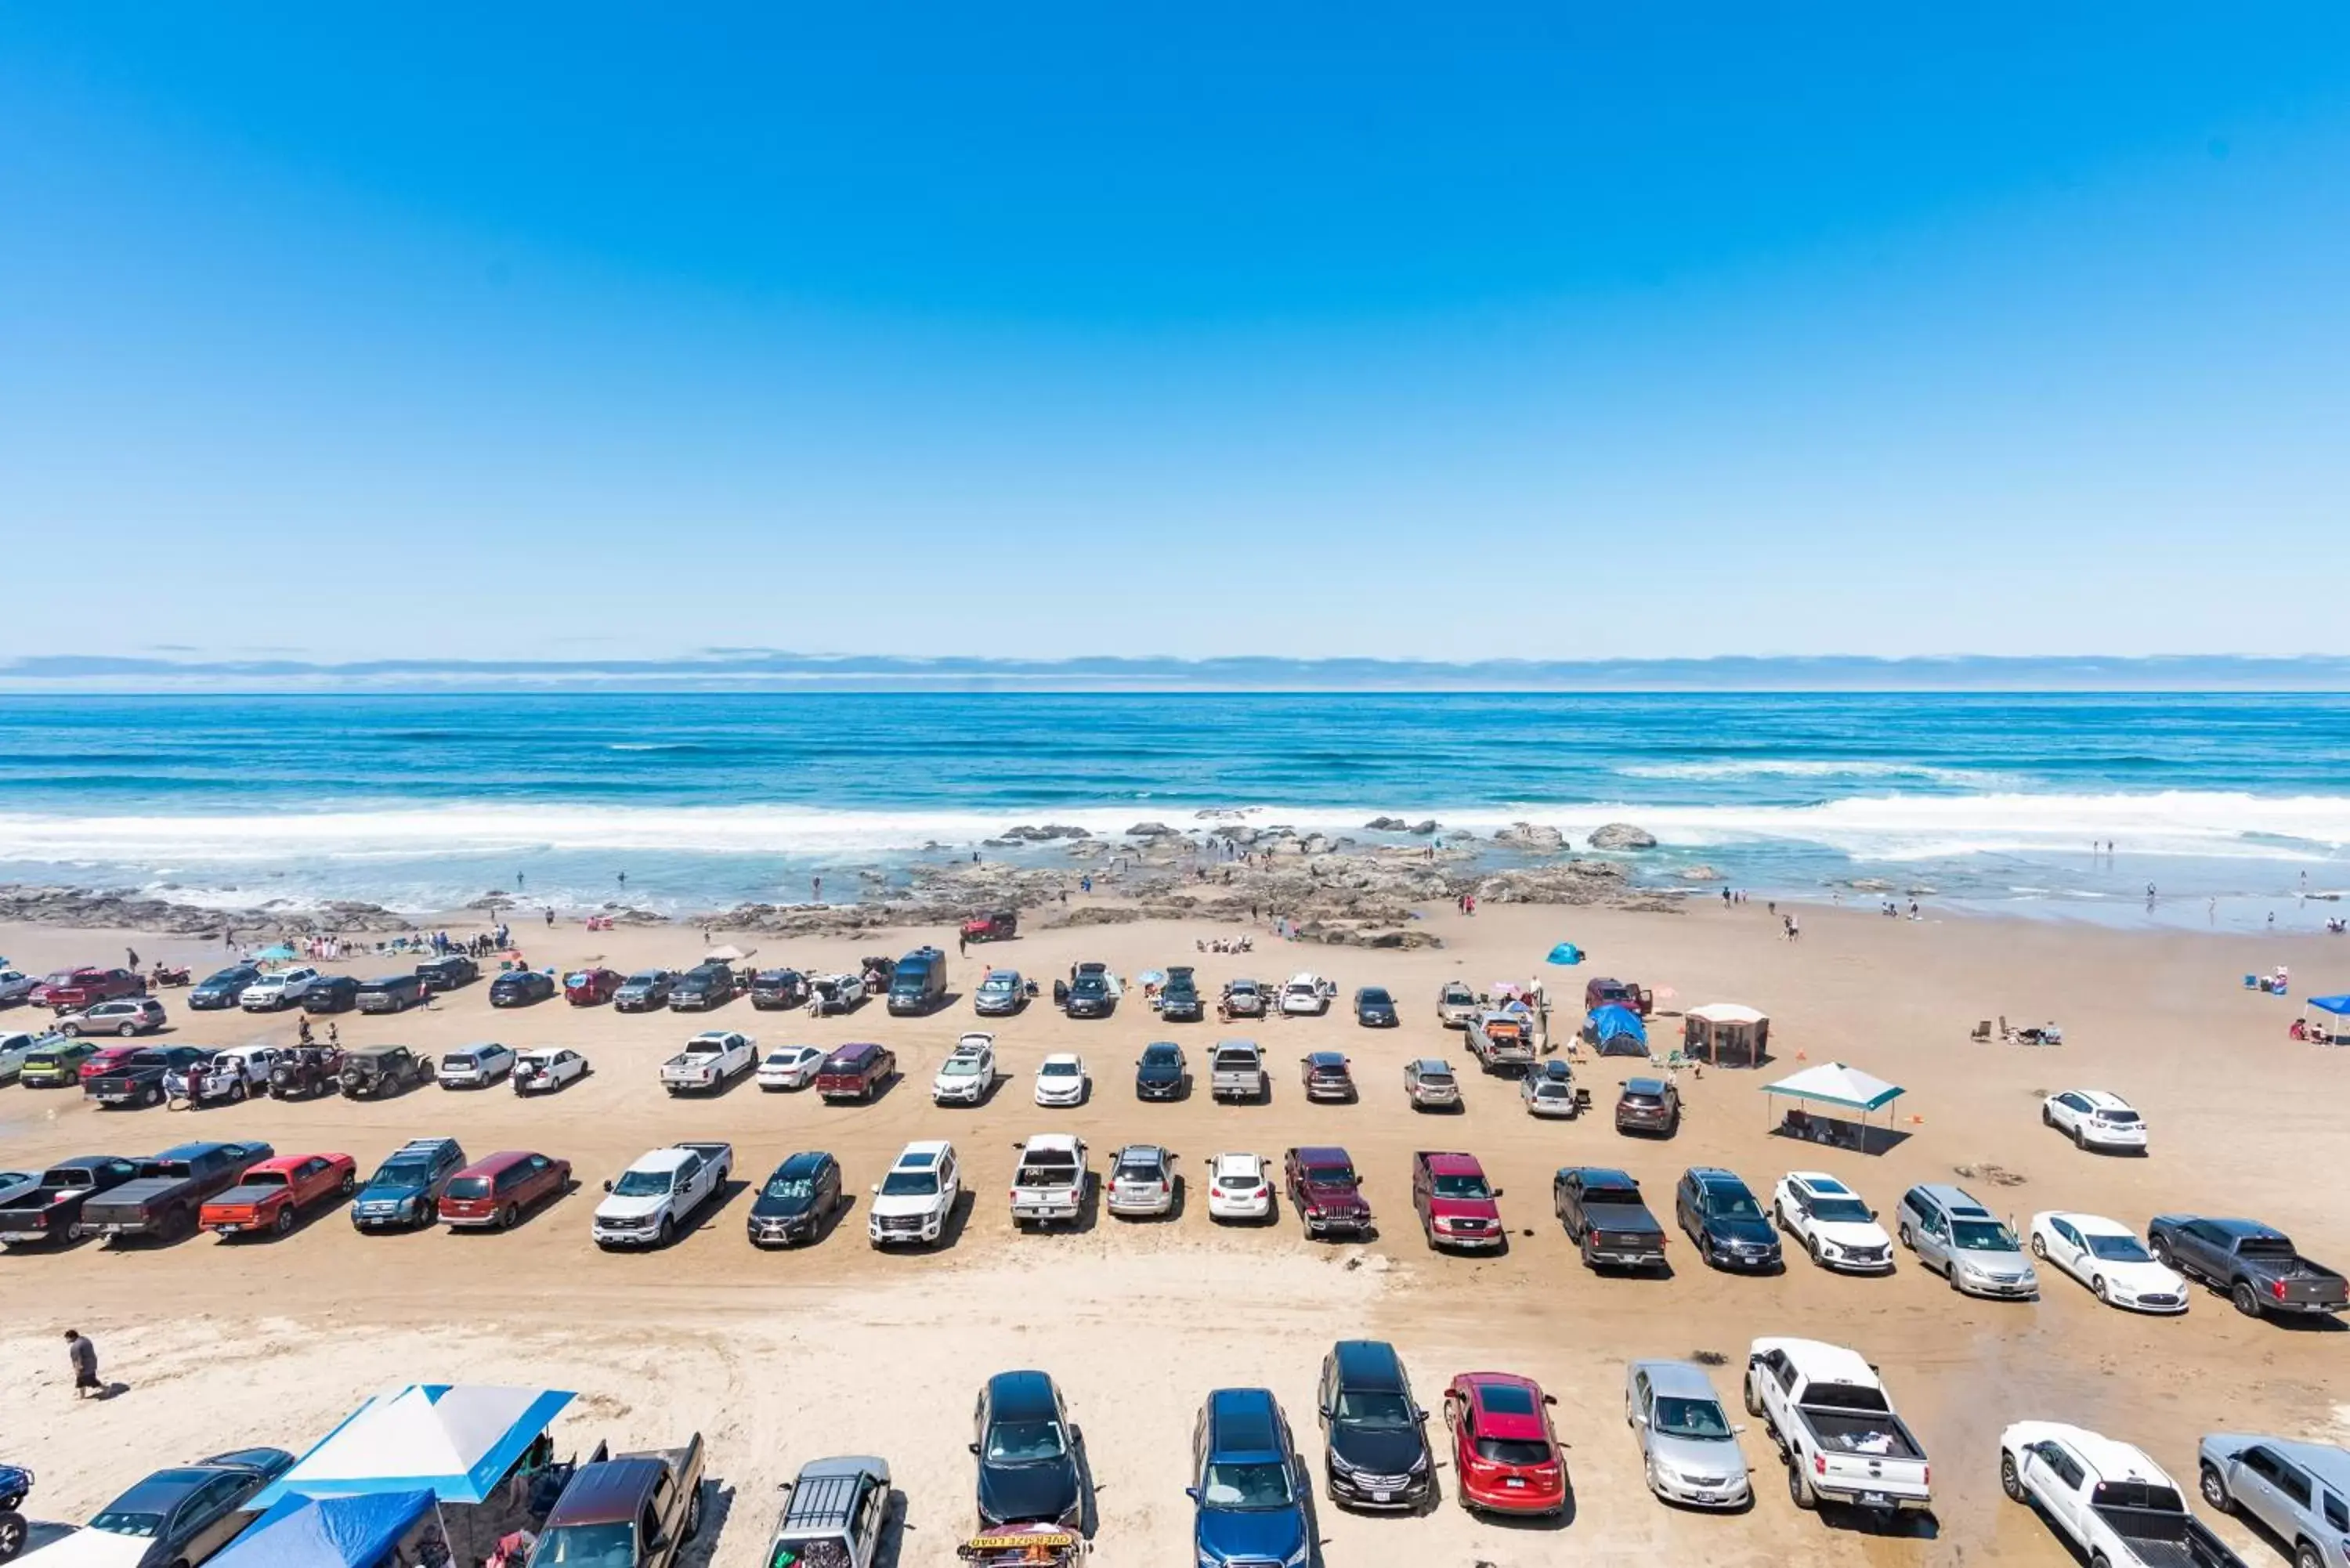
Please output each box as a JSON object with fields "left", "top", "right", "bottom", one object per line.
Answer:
{"left": 1336, "top": 1389, "right": 1415, "bottom": 1426}
{"left": 1807, "top": 1196, "right": 1873, "bottom": 1223}
{"left": 1303, "top": 1164, "right": 1356, "bottom": 1186}
{"left": 1216, "top": 1164, "right": 1259, "bottom": 1185}
{"left": 1359, "top": 989, "right": 1390, "bottom": 1004}
{"left": 1534, "top": 1081, "right": 1571, "bottom": 1097}
{"left": 765, "top": 1176, "right": 815, "bottom": 1199}
{"left": 1143, "top": 1047, "right": 1180, "bottom": 1065}
{"left": 940, "top": 1058, "right": 982, "bottom": 1075}
{"left": 1115, "top": 1159, "right": 1163, "bottom": 1181}
{"left": 1202, "top": 1460, "right": 1293, "bottom": 1508}
{"left": 444, "top": 1176, "right": 492, "bottom": 1200}
{"left": 441, "top": 1055, "right": 479, "bottom": 1071}
{"left": 1476, "top": 1436, "right": 1553, "bottom": 1465}
{"left": 1418, "top": 1072, "right": 1455, "bottom": 1087}
{"left": 374, "top": 1160, "right": 432, "bottom": 1184}
{"left": 1708, "top": 1192, "right": 1764, "bottom": 1220}
{"left": 2094, "top": 1108, "right": 2142, "bottom": 1124}
{"left": 881, "top": 1170, "right": 938, "bottom": 1196}
{"left": 89, "top": 1509, "right": 165, "bottom": 1537}
{"left": 1041, "top": 1061, "right": 1079, "bottom": 1076}
{"left": 529, "top": 1522, "right": 636, "bottom": 1566}
{"left": 980, "top": 977, "right": 1014, "bottom": 994}
{"left": 1433, "top": 1174, "right": 1491, "bottom": 1199}
{"left": 611, "top": 1169, "right": 673, "bottom": 1197}
{"left": 625, "top": 974, "right": 660, "bottom": 985}
{"left": 2085, "top": 1232, "right": 2153, "bottom": 1263}
{"left": 985, "top": 1419, "right": 1067, "bottom": 1462}
{"left": 1951, "top": 1219, "right": 2017, "bottom": 1252}
{"left": 1654, "top": 1396, "right": 1732, "bottom": 1439}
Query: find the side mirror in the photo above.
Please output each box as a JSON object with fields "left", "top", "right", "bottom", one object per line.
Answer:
{"left": 1492, "top": 1188, "right": 1506, "bottom": 1198}
{"left": 870, "top": 1184, "right": 881, "bottom": 1195}
{"left": 1413, "top": 1407, "right": 1429, "bottom": 1422}
{"left": 1635, "top": 1413, "right": 1649, "bottom": 1427}
{"left": 1184, "top": 1487, "right": 1201, "bottom": 1502}
{"left": 1542, "top": 1393, "right": 1558, "bottom": 1406}
{"left": 601, "top": 1180, "right": 613, "bottom": 1193}
{"left": 1869, "top": 1209, "right": 1880, "bottom": 1220}
{"left": 646, "top": 1535, "right": 669, "bottom": 1554}
{"left": 968, "top": 1441, "right": 981, "bottom": 1454}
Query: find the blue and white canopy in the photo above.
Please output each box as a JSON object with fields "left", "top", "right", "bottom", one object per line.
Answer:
{"left": 209, "top": 1489, "right": 438, "bottom": 1568}
{"left": 252, "top": 1384, "right": 574, "bottom": 1508}
{"left": 1762, "top": 1060, "right": 1904, "bottom": 1113}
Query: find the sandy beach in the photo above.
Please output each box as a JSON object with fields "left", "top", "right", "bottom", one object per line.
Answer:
{"left": 2, "top": 895, "right": 2345, "bottom": 1566}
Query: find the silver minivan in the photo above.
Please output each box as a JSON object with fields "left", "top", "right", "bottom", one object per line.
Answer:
{"left": 1896, "top": 1183, "right": 2039, "bottom": 1298}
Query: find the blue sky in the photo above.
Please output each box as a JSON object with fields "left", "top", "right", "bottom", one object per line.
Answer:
{"left": 3, "top": 5, "right": 2348, "bottom": 664}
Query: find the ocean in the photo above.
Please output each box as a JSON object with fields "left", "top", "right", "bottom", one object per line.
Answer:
{"left": 0, "top": 692, "right": 2344, "bottom": 930}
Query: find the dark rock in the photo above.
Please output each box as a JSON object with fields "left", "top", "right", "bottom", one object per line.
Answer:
{"left": 1586, "top": 822, "right": 1659, "bottom": 850}
{"left": 1125, "top": 822, "right": 1179, "bottom": 838}
{"left": 1407, "top": 819, "right": 1439, "bottom": 836}
{"left": 1363, "top": 816, "right": 1407, "bottom": 831}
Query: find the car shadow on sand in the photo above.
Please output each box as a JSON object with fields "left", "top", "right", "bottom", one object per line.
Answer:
{"left": 1473, "top": 1476, "right": 1575, "bottom": 1530}
{"left": 673, "top": 1479, "right": 734, "bottom": 1568}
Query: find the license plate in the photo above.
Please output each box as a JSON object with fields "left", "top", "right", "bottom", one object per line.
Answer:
{"left": 1692, "top": 1491, "right": 1717, "bottom": 1502}
{"left": 1371, "top": 1490, "right": 1391, "bottom": 1502}
{"left": 1860, "top": 1491, "right": 1892, "bottom": 1508}
{"left": 1504, "top": 1477, "right": 1526, "bottom": 1488}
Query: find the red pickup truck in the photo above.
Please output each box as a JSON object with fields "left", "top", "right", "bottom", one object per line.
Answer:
{"left": 1412, "top": 1150, "right": 1506, "bottom": 1251}
{"left": 34, "top": 967, "right": 146, "bottom": 1012}
{"left": 815, "top": 1042, "right": 896, "bottom": 1103}
{"left": 199, "top": 1152, "right": 357, "bottom": 1238}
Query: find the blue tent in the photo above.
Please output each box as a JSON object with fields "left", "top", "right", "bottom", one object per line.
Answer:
{"left": 1585, "top": 1003, "right": 1649, "bottom": 1054}
{"left": 210, "top": 1489, "right": 436, "bottom": 1568}
{"left": 2309, "top": 995, "right": 2350, "bottom": 1016}
{"left": 1546, "top": 942, "right": 1584, "bottom": 966}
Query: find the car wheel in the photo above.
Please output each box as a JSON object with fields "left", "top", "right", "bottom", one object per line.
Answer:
{"left": 144, "top": 1085, "right": 163, "bottom": 1107}
{"left": 0, "top": 1512, "right": 27, "bottom": 1557}
{"left": 2150, "top": 1236, "right": 2175, "bottom": 1267}
{"left": 339, "top": 1169, "right": 356, "bottom": 1194}
{"left": 2041, "top": 1104, "right": 2055, "bottom": 1126}
{"left": 60, "top": 1023, "right": 80, "bottom": 1037}
{"left": 118, "top": 1023, "right": 138, "bottom": 1038}
{"left": 499, "top": 1204, "right": 519, "bottom": 1231}
{"left": 2231, "top": 1281, "right": 2263, "bottom": 1317}
{"left": 2092, "top": 1275, "right": 2109, "bottom": 1303}
{"left": 2297, "top": 1542, "right": 2324, "bottom": 1568}
{"left": 2092, "top": 1553, "right": 2112, "bottom": 1568}
{"left": 2000, "top": 1451, "right": 2026, "bottom": 1502}
{"left": 1897, "top": 1222, "right": 1913, "bottom": 1249}
{"left": 420, "top": 1201, "right": 438, "bottom": 1227}
{"left": 2200, "top": 1463, "right": 2232, "bottom": 1513}
{"left": 1788, "top": 1462, "right": 1816, "bottom": 1510}
{"left": 230, "top": 1080, "right": 248, "bottom": 1103}
{"left": 2073, "top": 1126, "right": 2085, "bottom": 1149}
{"left": 684, "top": 1485, "right": 705, "bottom": 1541}
{"left": 274, "top": 1205, "right": 295, "bottom": 1235}
{"left": 2030, "top": 1234, "right": 2048, "bottom": 1259}
{"left": 1810, "top": 1237, "right": 1824, "bottom": 1265}
{"left": 657, "top": 1216, "right": 675, "bottom": 1248}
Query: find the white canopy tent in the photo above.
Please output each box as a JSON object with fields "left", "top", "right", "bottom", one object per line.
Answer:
{"left": 1761, "top": 1061, "right": 1907, "bottom": 1151}
{"left": 251, "top": 1384, "right": 575, "bottom": 1508}
{"left": 1683, "top": 1002, "right": 1770, "bottom": 1067}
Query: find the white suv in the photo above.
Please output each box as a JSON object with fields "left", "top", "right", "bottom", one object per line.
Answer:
{"left": 437, "top": 1042, "right": 517, "bottom": 1088}
{"left": 932, "top": 1035, "right": 996, "bottom": 1104}
{"left": 240, "top": 966, "right": 321, "bottom": 1010}
{"left": 2042, "top": 1089, "right": 2147, "bottom": 1152}
{"left": 1773, "top": 1171, "right": 1896, "bottom": 1273}
{"left": 869, "top": 1140, "right": 960, "bottom": 1248}
{"left": 1206, "top": 1152, "right": 1273, "bottom": 1223}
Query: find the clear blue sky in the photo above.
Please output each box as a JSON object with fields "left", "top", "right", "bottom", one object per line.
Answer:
{"left": 4, "top": 5, "right": 2347, "bottom": 663}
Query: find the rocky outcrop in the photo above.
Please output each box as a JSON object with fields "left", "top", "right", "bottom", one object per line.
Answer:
{"left": 0, "top": 884, "right": 412, "bottom": 936}
{"left": 1494, "top": 822, "right": 1567, "bottom": 850}
{"left": 1586, "top": 822, "right": 1659, "bottom": 850}
{"left": 1674, "top": 865, "right": 1723, "bottom": 882}
{"left": 1125, "top": 822, "right": 1180, "bottom": 838}
{"left": 1363, "top": 816, "right": 1407, "bottom": 831}
{"left": 1407, "top": 819, "right": 1439, "bottom": 836}
{"left": 999, "top": 823, "right": 1092, "bottom": 842}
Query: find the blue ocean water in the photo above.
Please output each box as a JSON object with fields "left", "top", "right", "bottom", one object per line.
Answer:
{"left": 0, "top": 692, "right": 2343, "bottom": 928}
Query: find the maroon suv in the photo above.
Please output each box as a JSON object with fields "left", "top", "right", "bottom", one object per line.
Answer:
{"left": 1283, "top": 1145, "right": 1372, "bottom": 1239}
{"left": 815, "top": 1042, "right": 896, "bottom": 1104}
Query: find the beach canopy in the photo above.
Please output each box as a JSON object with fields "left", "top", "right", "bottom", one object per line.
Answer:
{"left": 1687, "top": 1002, "right": 1766, "bottom": 1026}
{"left": 704, "top": 944, "right": 754, "bottom": 963}
{"left": 1546, "top": 942, "right": 1584, "bottom": 966}
{"left": 1585, "top": 1003, "right": 1649, "bottom": 1054}
{"left": 255, "top": 945, "right": 298, "bottom": 961}
{"left": 252, "top": 1384, "right": 574, "bottom": 1508}
{"left": 1762, "top": 1061, "right": 1905, "bottom": 1113}
{"left": 2309, "top": 995, "right": 2350, "bottom": 1017}
{"left": 209, "top": 1490, "right": 437, "bottom": 1568}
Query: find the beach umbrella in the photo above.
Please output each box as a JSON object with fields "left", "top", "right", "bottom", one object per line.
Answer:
{"left": 704, "top": 944, "right": 754, "bottom": 963}
{"left": 1137, "top": 970, "right": 1166, "bottom": 986}
{"left": 255, "top": 945, "right": 298, "bottom": 961}
{"left": 1545, "top": 942, "right": 1584, "bottom": 966}
{"left": 251, "top": 1383, "right": 575, "bottom": 1508}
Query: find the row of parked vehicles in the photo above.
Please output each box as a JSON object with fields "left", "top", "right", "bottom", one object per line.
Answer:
{"left": 0, "top": 1036, "right": 593, "bottom": 1106}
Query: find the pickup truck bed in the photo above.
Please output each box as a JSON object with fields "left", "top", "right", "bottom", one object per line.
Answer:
{"left": 2095, "top": 1507, "right": 2245, "bottom": 1568}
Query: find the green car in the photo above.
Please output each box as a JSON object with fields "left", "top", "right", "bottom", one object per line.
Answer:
{"left": 0, "top": 1029, "right": 65, "bottom": 1084}
{"left": 16, "top": 1039, "right": 98, "bottom": 1087}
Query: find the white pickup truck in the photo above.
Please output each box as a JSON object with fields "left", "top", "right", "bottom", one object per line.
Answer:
{"left": 1009, "top": 1133, "right": 1089, "bottom": 1229}
{"left": 1744, "top": 1337, "right": 1932, "bottom": 1522}
{"left": 1999, "top": 1422, "right": 2246, "bottom": 1568}
{"left": 660, "top": 1030, "right": 757, "bottom": 1095}
{"left": 593, "top": 1141, "right": 734, "bottom": 1249}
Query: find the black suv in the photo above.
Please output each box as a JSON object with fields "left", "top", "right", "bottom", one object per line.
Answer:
{"left": 670, "top": 963, "right": 736, "bottom": 1011}
{"left": 1674, "top": 1166, "right": 1783, "bottom": 1272}
{"left": 1316, "top": 1339, "right": 1434, "bottom": 1512}
{"left": 1157, "top": 970, "right": 1204, "bottom": 1023}
{"left": 414, "top": 955, "right": 479, "bottom": 994}
{"left": 488, "top": 970, "right": 555, "bottom": 1008}
{"left": 973, "top": 1370, "right": 1083, "bottom": 1530}
{"left": 1134, "top": 1042, "right": 1187, "bottom": 1101}
{"left": 302, "top": 974, "right": 362, "bottom": 1013}
{"left": 187, "top": 964, "right": 261, "bottom": 1010}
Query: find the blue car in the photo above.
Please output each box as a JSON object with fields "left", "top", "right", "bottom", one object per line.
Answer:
{"left": 1189, "top": 1387, "right": 1312, "bottom": 1567}
{"left": 351, "top": 1136, "right": 467, "bottom": 1230}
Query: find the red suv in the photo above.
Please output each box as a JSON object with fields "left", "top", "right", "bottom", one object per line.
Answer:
{"left": 1443, "top": 1371, "right": 1567, "bottom": 1516}
{"left": 439, "top": 1150, "right": 572, "bottom": 1230}
{"left": 38, "top": 967, "right": 146, "bottom": 1011}
{"left": 815, "top": 1042, "right": 896, "bottom": 1103}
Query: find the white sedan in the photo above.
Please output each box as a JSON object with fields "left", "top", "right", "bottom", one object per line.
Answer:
{"left": 514, "top": 1048, "right": 590, "bottom": 1094}
{"left": 757, "top": 1045, "right": 826, "bottom": 1092}
{"left": 2028, "top": 1211, "right": 2189, "bottom": 1313}
{"left": 1206, "top": 1152, "right": 1273, "bottom": 1223}
{"left": 2042, "top": 1089, "right": 2148, "bottom": 1152}
{"left": 1034, "top": 1053, "right": 1087, "bottom": 1107}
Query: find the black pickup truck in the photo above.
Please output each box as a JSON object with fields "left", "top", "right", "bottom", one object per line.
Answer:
{"left": 2148, "top": 1215, "right": 2349, "bottom": 1319}
{"left": 79, "top": 1140, "right": 276, "bottom": 1242}
{"left": 537, "top": 1433, "right": 707, "bottom": 1567}
{"left": 0, "top": 1155, "right": 143, "bottom": 1247}
{"left": 1554, "top": 1165, "right": 1670, "bottom": 1274}
{"left": 85, "top": 1045, "right": 212, "bottom": 1109}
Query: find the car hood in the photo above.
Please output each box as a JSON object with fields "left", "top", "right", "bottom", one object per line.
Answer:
{"left": 1705, "top": 1214, "right": 1777, "bottom": 1247}
{"left": 750, "top": 1191, "right": 814, "bottom": 1220}
{"left": 1197, "top": 1503, "right": 1308, "bottom": 1565}
{"left": 869, "top": 1190, "right": 945, "bottom": 1219}
{"left": 1810, "top": 1219, "right": 1891, "bottom": 1249}
{"left": 1332, "top": 1424, "right": 1427, "bottom": 1475}
{"left": 10, "top": 1524, "right": 151, "bottom": 1568}
{"left": 1649, "top": 1431, "right": 1743, "bottom": 1476}
{"left": 977, "top": 1456, "right": 1080, "bottom": 1525}
{"left": 595, "top": 1192, "right": 671, "bottom": 1223}
{"left": 360, "top": 1179, "right": 429, "bottom": 1205}
{"left": 1137, "top": 1064, "right": 1183, "bottom": 1083}
{"left": 2095, "top": 1259, "right": 2186, "bottom": 1294}
{"left": 1426, "top": 1194, "right": 1499, "bottom": 1220}
{"left": 1298, "top": 1181, "right": 1366, "bottom": 1212}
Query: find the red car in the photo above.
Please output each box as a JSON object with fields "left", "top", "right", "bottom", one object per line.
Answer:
{"left": 1443, "top": 1372, "right": 1568, "bottom": 1516}
{"left": 201, "top": 1152, "right": 357, "bottom": 1237}
{"left": 439, "top": 1150, "right": 571, "bottom": 1230}
{"left": 563, "top": 967, "right": 624, "bottom": 1006}
{"left": 77, "top": 1043, "right": 147, "bottom": 1082}
{"left": 36, "top": 966, "right": 146, "bottom": 1011}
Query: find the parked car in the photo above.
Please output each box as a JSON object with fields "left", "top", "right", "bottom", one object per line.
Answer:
{"left": 1188, "top": 1388, "right": 1312, "bottom": 1568}
{"left": 1555, "top": 1166, "right": 1668, "bottom": 1273}
{"left": 1209, "top": 1041, "right": 1267, "bottom": 1102}
{"left": 1675, "top": 1166, "right": 1782, "bottom": 1272}
{"left": 1135, "top": 1040, "right": 1188, "bottom": 1100}
{"left": 35, "top": 966, "right": 146, "bottom": 1012}
{"left": 437, "top": 1042, "right": 518, "bottom": 1089}
{"left": 1206, "top": 1152, "right": 1273, "bottom": 1224}
{"left": 1158, "top": 968, "right": 1206, "bottom": 1023}
{"left": 266, "top": 1045, "right": 344, "bottom": 1100}
{"left": 962, "top": 908, "right": 1018, "bottom": 944}
{"left": 163, "top": 1046, "right": 280, "bottom": 1107}
{"left": 199, "top": 1151, "right": 356, "bottom": 1238}
{"left": 352, "top": 1138, "right": 468, "bottom": 1230}
{"left": 414, "top": 954, "right": 479, "bottom": 993}
{"left": 1299, "top": 1051, "right": 1355, "bottom": 1103}
{"left": 1466, "top": 1010, "right": 1536, "bottom": 1072}
{"left": 1280, "top": 973, "right": 1332, "bottom": 1016}
{"left": 1896, "top": 1183, "right": 2038, "bottom": 1298}
{"left": 300, "top": 974, "right": 362, "bottom": 1013}
{"left": 593, "top": 1142, "right": 734, "bottom": 1250}
{"left": 1626, "top": 1359, "right": 1751, "bottom": 1509}
{"left": 0, "top": 1028, "right": 60, "bottom": 1083}
{"left": 85, "top": 1045, "right": 211, "bottom": 1107}
{"left": 512, "top": 1047, "right": 589, "bottom": 1095}
{"left": 816, "top": 1042, "right": 896, "bottom": 1103}
{"left": 439, "top": 1149, "right": 570, "bottom": 1230}
{"left": 1435, "top": 980, "right": 1481, "bottom": 1028}
{"left": 1283, "top": 1145, "right": 1372, "bottom": 1239}
{"left": 1351, "top": 987, "right": 1398, "bottom": 1028}
{"left": 186, "top": 964, "right": 261, "bottom": 1010}
{"left": 932, "top": 1035, "right": 996, "bottom": 1105}
{"left": 747, "top": 1150, "right": 844, "bottom": 1248}
{"left": 747, "top": 967, "right": 809, "bottom": 1010}
{"left": 1773, "top": 1171, "right": 1896, "bottom": 1274}
{"left": 613, "top": 969, "right": 675, "bottom": 1012}
{"left": 1061, "top": 970, "right": 1115, "bottom": 1020}
{"left": 2001, "top": 1422, "right": 2247, "bottom": 1568}
{"left": 338, "top": 1043, "right": 431, "bottom": 1098}
{"left": 869, "top": 1140, "right": 960, "bottom": 1248}
{"left": 974, "top": 1369, "right": 1083, "bottom": 1530}
{"left": 1401, "top": 1057, "right": 1461, "bottom": 1111}
{"left": 1220, "top": 978, "right": 1267, "bottom": 1019}
{"left": 973, "top": 969, "right": 1027, "bottom": 1017}
{"left": 0, "top": 966, "right": 31, "bottom": 1006}
{"left": 0, "top": 1154, "right": 140, "bottom": 1247}
{"left": 1033, "top": 1053, "right": 1088, "bottom": 1107}
{"left": 660, "top": 1030, "right": 757, "bottom": 1095}
{"left": 1744, "top": 1337, "right": 1932, "bottom": 1521}
{"left": 1317, "top": 1340, "right": 1434, "bottom": 1512}
{"left": 887, "top": 947, "right": 947, "bottom": 1016}
{"left": 668, "top": 962, "right": 737, "bottom": 1012}
{"left": 1614, "top": 1075, "right": 1682, "bottom": 1136}
{"left": 808, "top": 974, "right": 868, "bottom": 1015}
{"left": 353, "top": 972, "right": 427, "bottom": 1013}
{"left": 2028, "top": 1212, "right": 2189, "bottom": 1313}
{"left": 2149, "top": 1215, "right": 2349, "bottom": 1319}
{"left": 563, "top": 966, "right": 625, "bottom": 1006}
{"left": 1411, "top": 1150, "right": 1504, "bottom": 1251}
{"left": 1585, "top": 975, "right": 1653, "bottom": 1016}
{"left": 56, "top": 997, "right": 168, "bottom": 1038}
{"left": 1009, "top": 1134, "right": 1089, "bottom": 1229}
{"left": 533, "top": 1433, "right": 706, "bottom": 1568}
{"left": 1106, "top": 1143, "right": 1179, "bottom": 1219}
{"left": 1445, "top": 1371, "right": 1568, "bottom": 1516}
{"left": 757, "top": 1044, "right": 828, "bottom": 1093}
{"left": 2044, "top": 1088, "right": 2149, "bottom": 1152}
{"left": 766, "top": 1454, "right": 895, "bottom": 1568}
{"left": 13, "top": 1038, "right": 97, "bottom": 1088}
{"left": 239, "top": 966, "right": 321, "bottom": 1011}
{"left": 2196, "top": 1433, "right": 2350, "bottom": 1568}
{"left": 1520, "top": 1057, "right": 1582, "bottom": 1118}
{"left": 489, "top": 969, "right": 556, "bottom": 1008}
{"left": 20, "top": 1447, "right": 293, "bottom": 1568}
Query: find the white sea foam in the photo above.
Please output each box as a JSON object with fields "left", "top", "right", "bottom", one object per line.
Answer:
{"left": 1615, "top": 760, "right": 2004, "bottom": 786}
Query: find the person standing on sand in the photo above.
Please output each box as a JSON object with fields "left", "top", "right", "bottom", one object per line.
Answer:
{"left": 67, "top": 1328, "right": 101, "bottom": 1398}
{"left": 126, "top": 946, "right": 139, "bottom": 970}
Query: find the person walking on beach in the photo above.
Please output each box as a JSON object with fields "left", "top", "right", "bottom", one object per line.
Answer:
{"left": 125, "top": 946, "right": 139, "bottom": 970}
{"left": 67, "top": 1328, "right": 102, "bottom": 1399}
